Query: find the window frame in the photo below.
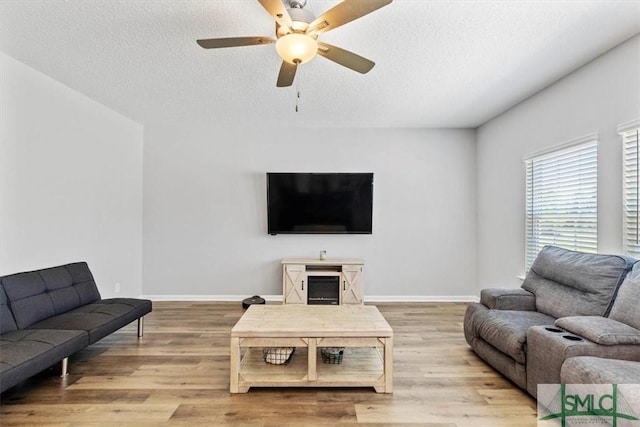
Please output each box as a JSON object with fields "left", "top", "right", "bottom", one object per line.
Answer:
{"left": 523, "top": 134, "right": 599, "bottom": 270}
{"left": 619, "top": 119, "right": 640, "bottom": 258}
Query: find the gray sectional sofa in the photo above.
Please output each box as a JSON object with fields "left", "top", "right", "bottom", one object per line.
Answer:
{"left": 0, "top": 262, "right": 152, "bottom": 393}
{"left": 464, "top": 245, "right": 640, "bottom": 398}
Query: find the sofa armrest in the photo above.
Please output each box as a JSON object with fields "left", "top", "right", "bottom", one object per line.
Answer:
{"left": 555, "top": 316, "right": 640, "bottom": 345}
{"left": 480, "top": 288, "right": 536, "bottom": 311}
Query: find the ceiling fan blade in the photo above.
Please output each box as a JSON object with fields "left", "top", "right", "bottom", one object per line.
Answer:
{"left": 277, "top": 61, "right": 297, "bottom": 87}
{"left": 317, "top": 42, "right": 375, "bottom": 74}
{"left": 197, "top": 37, "right": 274, "bottom": 49}
{"left": 257, "top": 0, "right": 293, "bottom": 31}
{"left": 307, "top": 0, "right": 392, "bottom": 35}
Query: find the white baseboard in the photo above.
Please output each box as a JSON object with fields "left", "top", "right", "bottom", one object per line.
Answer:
{"left": 365, "top": 295, "right": 479, "bottom": 303}
{"left": 140, "top": 294, "right": 284, "bottom": 302}
{"left": 139, "top": 294, "right": 479, "bottom": 303}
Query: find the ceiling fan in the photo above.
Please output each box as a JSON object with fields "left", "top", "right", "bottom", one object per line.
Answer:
{"left": 197, "top": 0, "right": 393, "bottom": 87}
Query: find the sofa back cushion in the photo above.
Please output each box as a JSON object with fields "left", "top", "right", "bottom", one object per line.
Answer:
{"left": 0, "top": 285, "right": 18, "bottom": 333}
{"left": 522, "top": 246, "right": 633, "bottom": 319}
{"left": 0, "top": 262, "right": 101, "bottom": 329}
{"left": 609, "top": 261, "right": 640, "bottom": 329}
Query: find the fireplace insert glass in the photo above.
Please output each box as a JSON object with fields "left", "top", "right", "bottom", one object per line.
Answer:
{"left": 307, "top": 275, "right": 340, "bottom": 305}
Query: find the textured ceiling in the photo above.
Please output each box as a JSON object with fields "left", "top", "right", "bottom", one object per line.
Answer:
{"left": 1, "top": 0, "right": 639, "bottom": 128}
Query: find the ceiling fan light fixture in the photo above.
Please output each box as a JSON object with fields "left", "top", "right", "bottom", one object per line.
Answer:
{"left": 276, "top": 33, "right": 318, "bottom": 64}
{"left": 197, "top": 0, "right": 394, "bottom": 87}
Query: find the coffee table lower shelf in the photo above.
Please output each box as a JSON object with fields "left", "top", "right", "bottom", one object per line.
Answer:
{"left": 234, "top": 346, "right": 389, "bottom": 393}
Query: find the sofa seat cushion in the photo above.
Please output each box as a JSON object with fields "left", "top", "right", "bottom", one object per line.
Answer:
{"left": 556, "top": 316, "right": 640, "bottom": 345}
{"left": 0, "top": 329, "right": 88, "bottom": 392}
{"left": 561, "top": 356, "right": 640, "bottom": 384}
{"left": 27, "top": 298, "right": 152, "bottom": 344}
{"left": 475, "top": 309, "right": 556, "bottom": 364}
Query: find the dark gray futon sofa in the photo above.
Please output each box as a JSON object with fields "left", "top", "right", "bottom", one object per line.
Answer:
{"left": 0, "top": 262, "right": 152, "bottom": 393}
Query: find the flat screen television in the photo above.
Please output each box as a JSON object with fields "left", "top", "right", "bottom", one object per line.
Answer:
{"left": 267, "top": 172, "right": 373, "bottom": 235}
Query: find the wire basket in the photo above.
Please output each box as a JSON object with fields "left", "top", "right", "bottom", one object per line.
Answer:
{"left": 320, "top": 347, "right": 344, "bottom": 364}
{"left": 263, "top": 347, "right": 295, "bottom": 365}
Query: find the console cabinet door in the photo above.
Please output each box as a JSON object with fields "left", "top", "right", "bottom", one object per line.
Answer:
{"left": 283, "top": 264, "right": 307, "bottom": 304}
{"left": 341, "top": 265, "right": 364, "bottom": 304}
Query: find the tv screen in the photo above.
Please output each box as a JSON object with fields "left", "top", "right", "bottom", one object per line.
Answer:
{"left": 267, "top": 172, "right": 373, "bottom": 235}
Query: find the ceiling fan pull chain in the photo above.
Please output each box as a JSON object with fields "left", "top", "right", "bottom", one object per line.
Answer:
{"left": 295, "top": 67, "right": 303, "bottom": 112}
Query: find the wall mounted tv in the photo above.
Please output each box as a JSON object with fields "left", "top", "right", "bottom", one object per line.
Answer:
{"left": 267, "top": 172, "right": 373, "bottom": 235}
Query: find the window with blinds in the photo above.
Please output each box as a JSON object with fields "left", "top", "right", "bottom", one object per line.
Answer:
{"left": 524, "top": 137, "right": 598, "bottom": 269}
{"left": 621, "top": 121, "right": 640, "bottom": 258}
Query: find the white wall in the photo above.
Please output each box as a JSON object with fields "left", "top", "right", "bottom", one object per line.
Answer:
{"left": 142, "top": 126, "right": 477, "bottom": 300}
{"left": 476, "top": 34, "right": 640, "bottom": 290}
{"left": 3, "top": 35, "right": 636, "bottom": 302}
{"left": 0, "top": 53, "right": 144, "bottom": 298}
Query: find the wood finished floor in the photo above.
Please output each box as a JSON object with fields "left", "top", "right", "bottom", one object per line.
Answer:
{"left": 0, "top": 302, "right": 537, "bottom": 426}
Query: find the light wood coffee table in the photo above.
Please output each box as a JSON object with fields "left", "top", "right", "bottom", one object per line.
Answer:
{"left": 230, "top": 304, "right": 393, "bottom": 393}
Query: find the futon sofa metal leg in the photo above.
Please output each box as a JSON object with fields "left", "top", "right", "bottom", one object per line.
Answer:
{"left": 137, "top": 316, "right": 144, "bottom": 337}
{"left": 60, "top": 357, "right": 68, "bottom": 377}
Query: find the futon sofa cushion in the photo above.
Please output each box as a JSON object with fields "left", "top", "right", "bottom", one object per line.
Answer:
{"left": 0, "top": 329, "right": 87, "bottom": 392}
{"left": 0, "top": 285, "right": 18, "bottom": 334}
{"left": 522, "top": 246, "right": 632, "bottom": 318}
{"left": 28, "top": 298, "right": 152, "bottom": 344}
{"left": 1, "top": 262, "right": 101, "bottom": 329}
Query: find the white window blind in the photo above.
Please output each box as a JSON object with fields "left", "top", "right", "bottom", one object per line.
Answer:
{"left": 621, "top": 121, "right": 640, "bottom": 258}
{"left": 524, "top": 138, "right": 598, "bottom": 269}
